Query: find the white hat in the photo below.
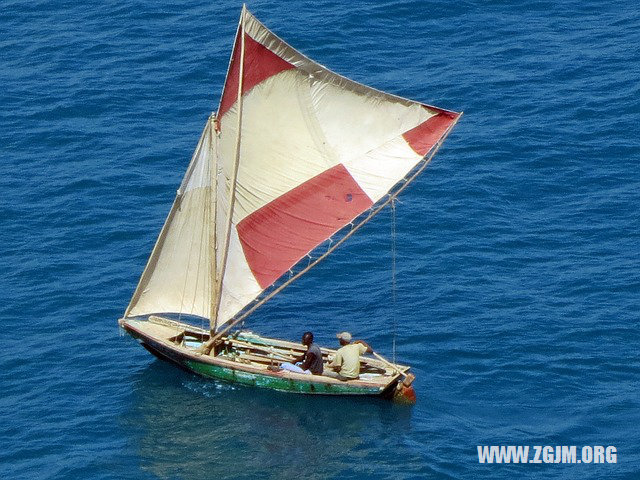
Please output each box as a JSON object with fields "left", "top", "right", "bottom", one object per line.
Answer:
{"left": 336, "top": 332, "right": 352, "bottom": 342}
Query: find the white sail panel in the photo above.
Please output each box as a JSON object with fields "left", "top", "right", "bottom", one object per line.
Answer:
{"left": 216, "top": 226, "right": 262, "bottom": 325}
{"left": 126, "top": 120, "right": 215, "bottom": 320}
{"left": 342, "top": 136, "right": 424, "bottom": 203}
{"left": 218, "top": 69, "right": 338, "bottom": 223}
{"left": 308, "top": 80, "right": 433, "bottom": 164}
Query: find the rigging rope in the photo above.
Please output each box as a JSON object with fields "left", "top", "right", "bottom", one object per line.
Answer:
{"left": 391, "top": 198, "right": 397, "bottom": 365}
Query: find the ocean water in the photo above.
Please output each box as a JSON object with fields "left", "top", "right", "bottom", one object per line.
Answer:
{"left": 1, "top": 0, "right": 639, "bottom": 479}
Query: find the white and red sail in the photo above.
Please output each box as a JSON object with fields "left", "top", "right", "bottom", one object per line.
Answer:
{"left": 125, "top": 8, "right": 461, "bottom": 329}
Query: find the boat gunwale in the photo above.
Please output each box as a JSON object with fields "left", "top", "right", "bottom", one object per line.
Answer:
{"left": 135, "top": 314, "right": 410, "bottom": 370}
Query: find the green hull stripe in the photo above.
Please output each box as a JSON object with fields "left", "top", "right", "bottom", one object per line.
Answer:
{"left": 184, "top": 360, "right": 379, "bottom": 395}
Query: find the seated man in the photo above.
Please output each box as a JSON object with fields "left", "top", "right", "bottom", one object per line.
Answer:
{"left": 279, "top": 331, "right": 323, "bottom": 375}
{"left": 325, "top": 332, "right": 372, "bottom": 380}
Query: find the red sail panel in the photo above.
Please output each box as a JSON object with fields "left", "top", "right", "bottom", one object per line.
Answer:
{"left": 219, "top": 32, "right": 296, "bottom": 119}
{"left": 237, "top": 164, "right": 374, "bottom": 289}
{"left": 402, "top": 111, "right": 458, "bottom": 156}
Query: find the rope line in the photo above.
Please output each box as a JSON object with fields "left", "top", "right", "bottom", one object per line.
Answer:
{"left": 391, "top": 198, "right": 397, "bottom": 364}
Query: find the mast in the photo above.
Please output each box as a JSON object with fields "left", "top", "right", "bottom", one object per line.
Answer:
{"left": 210, "top": 4, "right": 246, "bottom": 334}
{"left": 208, "top": 113, "right": 218, "bottom": 329}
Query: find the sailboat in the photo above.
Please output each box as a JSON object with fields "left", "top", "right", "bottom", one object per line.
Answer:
{"left": 118, "top": 6, "right": 461, "bottom": 403}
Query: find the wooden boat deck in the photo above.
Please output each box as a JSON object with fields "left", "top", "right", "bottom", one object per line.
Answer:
{"left": 119, "top": 316, "right": 410, "bottom": 395}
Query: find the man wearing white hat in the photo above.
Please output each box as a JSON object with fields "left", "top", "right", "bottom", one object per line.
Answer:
{"left": 325, "top": 332, "right": 372, "bottom": 380}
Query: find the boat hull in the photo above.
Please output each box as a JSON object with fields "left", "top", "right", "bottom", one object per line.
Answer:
{"left": 121, "top": 319, "right": 402, "bottom": 398}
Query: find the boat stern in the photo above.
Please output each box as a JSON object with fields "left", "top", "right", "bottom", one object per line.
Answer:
{"left": 391, "top": 373, "right": 417, "bottom": 404}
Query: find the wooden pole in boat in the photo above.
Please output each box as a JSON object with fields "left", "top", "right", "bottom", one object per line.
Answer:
{"left": 201, "top": 113, "right": 463, "bottom": 350}
{"left": 209, "top": 4, "right": 247, "bottom": 336}
{"left": 372, "top": 351, "right": 416, "bottom": 404}
{"left": 371, "top": 351, "right": 414, "bottom": 386}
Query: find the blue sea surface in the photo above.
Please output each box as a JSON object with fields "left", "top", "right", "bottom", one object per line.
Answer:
{"left": 1, "top": 1, "right": 639, "bottom": 479}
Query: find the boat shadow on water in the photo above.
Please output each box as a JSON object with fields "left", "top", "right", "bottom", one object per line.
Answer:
{"left": 122, "top": 360, "right": 414, "bottom": 480}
